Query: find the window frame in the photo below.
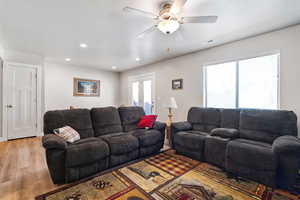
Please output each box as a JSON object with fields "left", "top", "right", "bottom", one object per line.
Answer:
{"left": 203, "top": 52, "right": 280, "bottom": 109}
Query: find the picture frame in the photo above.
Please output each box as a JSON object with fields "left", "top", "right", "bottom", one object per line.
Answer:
{"left": 73, "top": 78, "right": 100, "bottom": 96}
{"left": 172, "top": 79, "right": 183, "bottom": 90}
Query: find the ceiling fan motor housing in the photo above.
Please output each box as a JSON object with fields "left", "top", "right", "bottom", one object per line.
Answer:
{"left": 157, "top": 1, "right": 180, "bottom": 34}
{"left": 157, "top": 19, "right": 180, "bottom": 34}
{"left": 159, "top": 3, "right": 172, "bottom": 18}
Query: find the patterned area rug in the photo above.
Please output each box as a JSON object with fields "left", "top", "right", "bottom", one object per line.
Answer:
{"left": 36, "top": 150, "right": 300, "bottom": 200}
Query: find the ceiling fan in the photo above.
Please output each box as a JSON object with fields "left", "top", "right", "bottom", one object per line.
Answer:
{"left": 123, "top": 0, "right": 218, "bottom": 38}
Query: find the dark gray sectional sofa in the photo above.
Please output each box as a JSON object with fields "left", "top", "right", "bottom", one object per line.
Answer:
{"left": 171, "top": 107, "right": 300, "bottom": 189}
{"left": 42, "top": 106, "right": 165, "bottom": 184}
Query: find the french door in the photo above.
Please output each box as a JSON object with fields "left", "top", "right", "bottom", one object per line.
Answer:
{"left": 4, "top": 62, "right": 38, "bottom": 140}
{"left": 129, "top": 73, "right": 155, "bottom": 115}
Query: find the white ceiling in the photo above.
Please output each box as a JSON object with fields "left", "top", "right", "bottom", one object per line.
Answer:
{"left": 0, "top": 0, "right": 300, "bottom": 71}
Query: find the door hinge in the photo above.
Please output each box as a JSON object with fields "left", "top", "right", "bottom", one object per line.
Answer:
{"left": 35, "top": 123, "right": 38, "bottom": 128}
{"left": 35, "top": 73, "right": 37, "bottom": 78}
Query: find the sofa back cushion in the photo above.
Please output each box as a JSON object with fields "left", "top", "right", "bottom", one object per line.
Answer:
{"left": 187, "top": 107, "right": 221, "bottom": 132}
{"left": 44, "top": 109, "right": 94, "bottom": 139}
{"left": 239, "top": 109, "right": 298, "bottom": 143}
{"left": 91, "top": 107, "right": 123, "bottom": 136}
{"left": 221, "top": 109, "right": 241, "bottom": 129}
{"left": 118, "top": 106, "right": 145, "bottom": 132}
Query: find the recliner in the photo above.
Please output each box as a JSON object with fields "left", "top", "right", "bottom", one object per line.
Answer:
{"left": 119, "top": 107, "right": 166, "bottom": 157}
{"left": 171, "top": 107, "right": 300, "bottom": 189}
{"left": 91, "top": 107, "right": 140, "bottom": 167}
{"left": 42, "top": 106, "right": 166, "bottom": 184}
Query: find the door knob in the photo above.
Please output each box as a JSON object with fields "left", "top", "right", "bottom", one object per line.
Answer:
{"left": 6, "top": 105, "right": 13, "bottom": 108}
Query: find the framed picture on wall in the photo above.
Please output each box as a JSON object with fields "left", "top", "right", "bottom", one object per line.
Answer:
{"left": 73, "top": 78, "right": 100, "bottom": 96}
{"left": 172, "top": 79, "right": 183, "bottom": 90}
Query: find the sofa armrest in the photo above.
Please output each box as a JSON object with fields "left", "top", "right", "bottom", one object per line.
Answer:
{"left": 170, "top": 122, "right": 192, "bottom": 148}
{"left": 153, "top": 121, "right": 166, "bottom": 131}
{"left": 171, "top": 121, "right": 192, "bottom": 132}
{"left": 152, "top": 121, "right": 166, "bottom": 142}
{"left": 211, "top": 128, "right": 239, "bottom": 139}
{"left": 272, "top": 135, "right": 300, "bottom": 189}
{"left": 272, "top": 135, "right": 300, "bottom": 155}
{"left": 42, "top": 134, "right": 68, "bottom": 150}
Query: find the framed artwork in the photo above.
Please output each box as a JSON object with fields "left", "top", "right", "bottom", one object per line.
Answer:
{"left": 172, "top": 79, "right": 183, "bottom": 90}
{"left": 73, "top": 78, "right": 100, "bottom": 96}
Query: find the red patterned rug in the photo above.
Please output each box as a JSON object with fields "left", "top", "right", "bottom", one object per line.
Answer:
{"left": 36, "top": 150, "right": 300, "bottom": 200}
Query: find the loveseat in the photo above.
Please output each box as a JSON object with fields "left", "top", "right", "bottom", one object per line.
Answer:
{"left": 42, "top": 106, "right": 165, "bottom": 184}
{"left": 171, "top": 107, "right": 300, "bottom": 189}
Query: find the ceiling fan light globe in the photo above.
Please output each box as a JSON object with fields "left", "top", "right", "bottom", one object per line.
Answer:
{"left": 158, "top": 20, "right": 180, "bottom": 35}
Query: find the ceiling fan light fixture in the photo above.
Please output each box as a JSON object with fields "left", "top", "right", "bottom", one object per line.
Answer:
{"left": 157, "top": 19, "right": 180, "bottom": 35}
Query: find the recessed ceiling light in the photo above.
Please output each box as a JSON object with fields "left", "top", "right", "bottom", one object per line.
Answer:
{"left": 65, "top": 58, "right": 71, "bottom": 62}
{"left": 112, "top": 66, "right": 117, "bottom": 70}
{"left": 136, "top": 57, "right": 140, "bottom": 61}
{"left": 80, "top": 43, "right": 88, "bottom": 48}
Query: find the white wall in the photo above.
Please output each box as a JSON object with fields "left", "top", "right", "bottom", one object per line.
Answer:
{"left": 0, "top": 50, "right": 120, "bottom": 140}
{"left": 120, "top": 24, "right": 300, "bottom": 136}
{"left": 44, "top": 63, "right": 120, "bottom": 111}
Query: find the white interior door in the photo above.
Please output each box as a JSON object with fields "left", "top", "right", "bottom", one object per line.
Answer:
{"left": 129, "top": 73, "right": 155, "bottom": 115}
{"left": 5, "top": 63, "right": 38, "bottom": 140}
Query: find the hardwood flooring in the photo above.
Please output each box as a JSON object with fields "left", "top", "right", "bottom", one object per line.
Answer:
{"left": 0, "top": 137, "right": 171, "bottom": 200}
{"left": 0, "top": 137, "right": 61, "bottom": 200}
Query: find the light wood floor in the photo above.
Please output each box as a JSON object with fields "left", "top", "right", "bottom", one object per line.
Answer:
{"left": 0, "top": 137, "right": 62, "bottom": 200}
{"left": 0, "top": 137, "right": 171, "bottom": 200}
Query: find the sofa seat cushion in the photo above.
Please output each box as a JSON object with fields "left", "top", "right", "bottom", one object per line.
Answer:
{"left": 226, "top": 139, "right": 276, "bottom": 171}
{"left": 130, "top": 129, "right": 162, "bottom": 147}
{"left": 174, "top": 131, "right": 208, "bottom": 150}
{"left": 100, "top": 133, "right": 139, "bottom": 155}
{"left": 66, "top": 138, "right": 109, "bottom": 167}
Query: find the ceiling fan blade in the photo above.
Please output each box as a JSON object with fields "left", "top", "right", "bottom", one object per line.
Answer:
{"left": 170, "top": 0, "right": 188, "bottom": 15}
{"left": 123, "top": 7, "right": 158, "bottom": 19}
{"left": 182, "top": 16, "right": 218, "bottom": 23}
{"left": 137, "top": 25, "right": 157, "bottom": 39}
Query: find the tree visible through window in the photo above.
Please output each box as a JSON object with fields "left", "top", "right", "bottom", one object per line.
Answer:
{"left": 204, "top": 54, "right": 279, "bottom": 109}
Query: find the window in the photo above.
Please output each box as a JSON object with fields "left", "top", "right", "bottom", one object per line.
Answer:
{"left": 204, "top": 54, "right": 279, "bottom": 109}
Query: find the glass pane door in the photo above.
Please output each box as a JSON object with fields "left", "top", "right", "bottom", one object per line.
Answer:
{"left": 132, "top": 81, "right": 139, "bottom": 106}
{"left": 129, "top": 74, "right": 155, "bottom": 114}
{"left": 143, "top": 80, "right": 152, "bottom": 115}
